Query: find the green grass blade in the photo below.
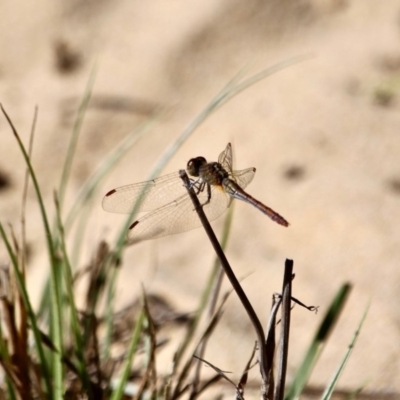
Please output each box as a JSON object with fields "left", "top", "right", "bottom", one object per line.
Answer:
{"left": 1, "top": 107, "right": 56, "bottom": 290}
{"left": 42, "top": 109, "right": 158, "bottom": 325}
{"left": 54, "top": 193, "right": 92, "bottom": 395}
{"left": 99, "top": 127, "right": 168, "bottom": 357}
{"left": 219, "top": 54, "right": 313, "bottom": 110}
{"left": 284, "top": 283, "right": 352, "bottom": 400}
{"left": 36, "top": 69, "right": 96, "bottom": 320}
{"left": 65, "top": 114, "right": 161, "bottom": 269}
{"left": 103, "top": 261, "right": 119, "bottom": 360}
{"left": 147, "top": 57, "right": 311, "bottom": 184}
{"left": 5, "top": 379, "right": 17, "bottom": 400}
{"left": 58, "top": 64, "right": 97, "bottom": 208}
{"left": 110, "top": 309, "right": 145, "bottom": 400}
{"left": 64, "top": 112, "right": 161, "bottom": 234}
{"left": 206, "top": 202, "right": 235, "bottom": 312}
{"left": 1, "top": 105, "right": 64, "bottom": 398}
{"left": 51, "top": 251, "right": 64, "bottom": 400}
{"left": 321, "top": 302, "right": 370, "bottom": 400}
{"left": 0, "top": 223, "right": 52, "bottom": 398}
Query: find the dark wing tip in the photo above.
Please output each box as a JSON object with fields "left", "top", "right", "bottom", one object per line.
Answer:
{"left": 105, "top": 189, "right": 117, "bottom": 197}
{"left": 129, "top": 220, "right": 139, "bottom": 230}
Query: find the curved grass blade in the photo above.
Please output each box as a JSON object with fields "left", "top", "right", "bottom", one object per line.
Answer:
{"left": 109, "top": 309, "right": 145, "bottom": 400}
{"left": 111, "top": 55, "right": 311, "bottom": 273}
{"left": 37, "top": 68, "right": 97, "bottom": 321}
{"left": 65, "top": 112, "right": 161, "bottom": 232}
{"left": 1, "top": 105, "right": 64, "bottom": 399}
{"left": 321, "top": 301, "right": 370, "bottom": 400}
{"left": 149, "top": 55, "right": 312, "bottom": 184}
{"left": 58, "top": 63, "right": 97, "bottom": 208}
{"left": 66, "top": 113, "right": 161, "bottom": 266}
{"left": 220, "top": 54, "right": 313, "bottom": 109}
{"left": 54, "top": 192, "right": 93, "bottom": 396}
{"left": 284, "top": 283, "right": 352, "bottom": 400}
{"left": 103, "top": 252, "right": 120, "bottom": 360}
{"left": 20, "top": 106, "right": 38, "bottom": 274}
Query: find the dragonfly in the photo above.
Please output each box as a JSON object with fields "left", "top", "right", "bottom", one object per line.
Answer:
{"left": 102, "top": 143, "right": 289, "bottom": 243}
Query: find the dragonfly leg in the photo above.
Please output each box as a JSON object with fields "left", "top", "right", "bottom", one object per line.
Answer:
{"left": 199, "top": 183, "right": 212, "bottom": 207}
{"left": 191, "top": 180, "right": 206, "bottom": 196}
{"left": 189, "top": 179, "right": 201, "bottom": 192}
{"left": 189, "top": 180, "right": 211, "bottom": 208}
{"left": 187, "top": 180, "right": 211, "bottom": 212}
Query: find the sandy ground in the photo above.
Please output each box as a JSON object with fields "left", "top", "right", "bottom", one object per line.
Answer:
{"left": 1, "top": 0, "right": 400, "bottom": 397}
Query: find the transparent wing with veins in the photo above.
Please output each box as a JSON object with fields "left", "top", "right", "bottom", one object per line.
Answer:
{"left": 102, "top": 172, "right": 186, "bottom": 214}
{"left": 220, "top": 143, "right": 256, "bottom": 189}
{"left": 102, "top": 143, "right": 256, "bottom": 243}
{"left": 126, "top": 184, "right": 230, "bottom": 243}
{"left": 218, "top": 142, "right": 233, "bottom": 172}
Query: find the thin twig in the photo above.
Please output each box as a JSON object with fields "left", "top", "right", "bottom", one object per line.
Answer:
{"left": 191, "top": 209, "right": 234, "bottom": 397}
{"left": 193, "top": 356, "right": 243, "bottom": 400}
{"left": 236, "top": 342, "right": 258, "bottom": 399}
{"left": 274, "top": 259, "right": 293, "bottom": 400}
{"left": 263, "top": 294, "right": 282, "bottom": 398}
{"left": 273, "top": 292, "right": 317, "bottom": 313}
{"left": 290, "top": 295, "right": 318, "bottom": 313}
{"left": 179, "top": 170, "right": 269, "bottom": 384}
{"left": 173, "top": 293, "right": 228, "bottom": 398}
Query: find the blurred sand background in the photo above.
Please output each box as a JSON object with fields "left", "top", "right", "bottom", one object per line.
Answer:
{"left": 1, "top": 0, "right": 400, "bottom": 397}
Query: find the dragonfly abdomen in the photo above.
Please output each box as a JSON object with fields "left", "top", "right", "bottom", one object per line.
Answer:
{"left": 224, "top": 181, "right": 289, "bottom": 227}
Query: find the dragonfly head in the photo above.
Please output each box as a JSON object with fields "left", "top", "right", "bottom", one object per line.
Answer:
{"left": 187, "top": 156, "right": 207, "bottom": 177}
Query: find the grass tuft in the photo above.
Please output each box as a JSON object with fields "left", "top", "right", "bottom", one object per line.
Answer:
{"left": 0, "top": 58, "right": 369, "bottom": 399}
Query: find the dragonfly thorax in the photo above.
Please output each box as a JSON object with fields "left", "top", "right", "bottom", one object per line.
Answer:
{"left": 187, "top": 157, "right": 230, "bottom": 186}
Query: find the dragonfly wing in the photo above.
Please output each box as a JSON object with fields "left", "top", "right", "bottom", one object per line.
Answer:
{"left": 102, "top": 171, "right": 188, "bottom": 214}
{"left": 218, "top": 143, "right": 233, "bottom": 172}
{"left": 231, "top": 167, "right": 256, "bottom": 189}
{"left": 128, "top": 184, "right": 230, "bottom": 243}
{"left": 219, "top": 144, "right": 256, "bottom": 190}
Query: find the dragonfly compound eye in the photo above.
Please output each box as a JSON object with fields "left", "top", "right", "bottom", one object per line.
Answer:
{"left": 187, "top": 156, "right": 207, "bottom": 177}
